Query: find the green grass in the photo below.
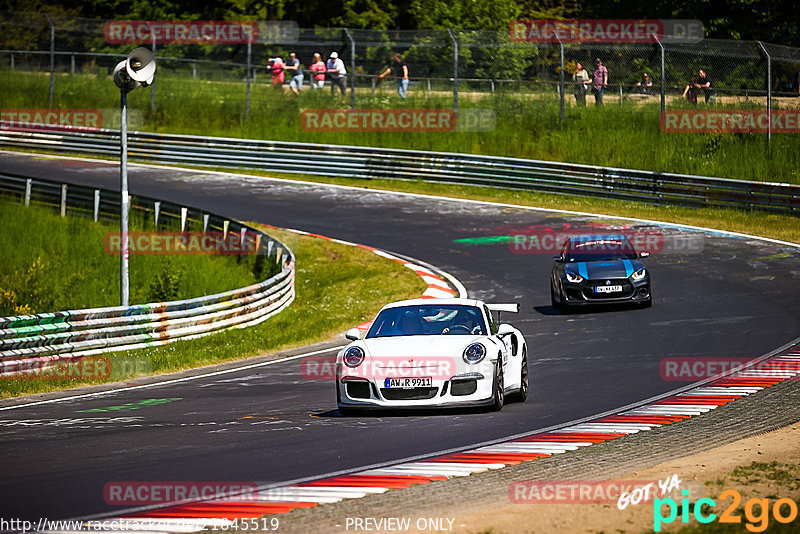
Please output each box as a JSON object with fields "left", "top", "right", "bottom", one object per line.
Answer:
{"left": 2, "top": 70, "right": 799, "bottom": 184}
{"left": 0, "top": 226, "right": 427, "bottom": 398}
{"left": 0, "top": 199, "right": 274, "bottom": 315}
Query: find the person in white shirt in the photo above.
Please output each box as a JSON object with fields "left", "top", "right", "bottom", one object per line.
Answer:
{"left": 326, "top": 51, "right": 347, "bottom": 96}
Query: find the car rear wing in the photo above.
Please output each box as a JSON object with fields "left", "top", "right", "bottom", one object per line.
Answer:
{"left": 487, "top": 303, "right": 520, "bottom": 313}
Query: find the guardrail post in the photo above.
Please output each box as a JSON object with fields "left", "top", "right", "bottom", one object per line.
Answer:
{"left": 447, "top": 29, "right": 458, "bottom": 111}
{"left": 70, "top": 54, "right": 75, "bottom": 74}
{"left": 154, "top": 201, "right": 160, "bottom": 227}
{"left": 240, "top": 227, "right": 247, "bottom": 248}
{"left": 24, "top": 179, "right": 32, "bottom": 206}
{"left": 10, "top": 53, "right": 14, "bottom": 71}
{"left": 93, "top": 189, "right": 100, "bottom": 221}
{"left": 181, "top": 207, "right": 188, "bottom": 232}
{"left": 203, "top": 213, "right": 209, "bottom": 232}
{"left": 192, "top": 63, "right": 197, "bottom": 79}
{"left": 60, "top": 184, "right": 67, "bottom": 216}
{"left": 44, "top": 13, "right": 55, "bottom": 108}
{"left": 757, "top": 41, "right": 772, "bottom": 146}
{"left": 619, "top": 84, "right": 623, "bottom": 105}
{"left": 223, "top": 220, "right": 230, "bottom": 240}
{"left": 427, "top": 78, "right": 431, "bottom": 100}
{"left": 371, "top": 76, "right": 375, "bottom": 96}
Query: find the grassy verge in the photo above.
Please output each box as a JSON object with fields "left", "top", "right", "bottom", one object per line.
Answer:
{"left": 0, "top": 226, "right": 427, "bottom": 399}
{"left": 2, "top": 71, "right": 799, "bottom": 184}
{"left": 0, "top": 199, "right": 271, "bottom": 315}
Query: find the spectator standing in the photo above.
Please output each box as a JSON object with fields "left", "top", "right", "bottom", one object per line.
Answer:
{"left": 592, "top": 58, "right": 608, "bottom": 105}
{"left": 695, "top": 69, "right": 716, "bottom": 104}
{"left": 572, "top": 62, "right": 590, "bottom": 106}
{"left": 309, "top": 53, "right": 326, "bottom": 89}
{"left": 284, "top": 52, "right": 303, "bottom": 95}
{"left": 379, "top": 53, "right": 410, "bottom": 99}
{"left": 636, "top": 73, "right": 653, "bottom": 95}
{"left": 269, "top": 56, "right": 284, "bottom": 90}
{"left": 326, "top": 52, "right": 347, "bottom": 96}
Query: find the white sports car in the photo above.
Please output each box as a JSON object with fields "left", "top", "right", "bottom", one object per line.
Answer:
{"left": 336, "top": 298, "right": 528, "bottom": 414}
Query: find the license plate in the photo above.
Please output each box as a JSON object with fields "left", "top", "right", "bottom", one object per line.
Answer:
{"left": 595, "top": 285, "right": 623, "bottom": 293}
{"left": 385, "top": 377, "right": 432, "bottom": 389}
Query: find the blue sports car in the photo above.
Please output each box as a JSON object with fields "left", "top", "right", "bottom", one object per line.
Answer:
{"left": 550, "top": 234, "right": 652, "bottom": 312}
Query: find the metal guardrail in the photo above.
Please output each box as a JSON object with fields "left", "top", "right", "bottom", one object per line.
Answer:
{"left": 0, "top": 172, "right": 295, "bottom": 375}
{"left": 0, "top": 127, "right": 797, "bottom": 215}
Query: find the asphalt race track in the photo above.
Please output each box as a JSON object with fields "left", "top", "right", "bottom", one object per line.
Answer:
{"left": 2, "top": 151, "right": 800, "bottom": 522}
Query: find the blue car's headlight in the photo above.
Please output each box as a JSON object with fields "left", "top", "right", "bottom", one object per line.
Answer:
{"left": 343, "top": 346, "right": 365, "bottom": 368}
{"left": 565, "top": 271, "right": 583, "bottom": 283}
{"left": 463, "top": 343, "right": 486, "bottom": 364}
{"left": 631, "top": 268, "right": 647, "bottom": 281}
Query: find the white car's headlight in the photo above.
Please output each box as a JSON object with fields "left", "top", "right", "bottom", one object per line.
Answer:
{"left": 463, "top": 343, "right": 486, "bottom": 364}
{"left": 631, "top": 268, "right": 646, "bottom": 281}
{"left": 343, "top": 346, "right": 365, "bottom": 368}
{"left": 565, "top": 271, "right": 583, "bottom": 283}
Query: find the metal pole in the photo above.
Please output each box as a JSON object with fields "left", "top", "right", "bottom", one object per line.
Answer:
{"left": 344, "top": 29, "right": 356, "bottom": 109}
{"left": 447, "top": 29, "right": 458, "bottom": 111}
{"left": 559, "top": 41, "right": 565, "bottom": 122}
{"left": 757, "top": 41, "right": 772, "bottom": 145}
{"left": 657, "top": 36, "right": 665, "bottom": 114}
{"left": 120, "top": 89, "right": 130, "bottom": 307}
{"left": 246, "top": 41, "right": 252, "bottom": 117}
{"left": 150, "top": 36, "right": 156, "bottom": 114}
{"left": 44, "top": 13, "right": 54, "bottom": 107}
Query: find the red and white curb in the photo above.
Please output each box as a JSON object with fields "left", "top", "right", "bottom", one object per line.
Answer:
{"left": 58, "top": 348, "right": 800, "bottom": 533}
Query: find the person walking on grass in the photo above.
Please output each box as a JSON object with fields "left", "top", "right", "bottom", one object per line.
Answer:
{"left": 592, "top": 58, "right": 608, "bottom": 105}
{"left": 573, "top": 62, "right": 590, "bottom": 106}
{"left": 379, "top": 53, "right": 410, "bottom": 99}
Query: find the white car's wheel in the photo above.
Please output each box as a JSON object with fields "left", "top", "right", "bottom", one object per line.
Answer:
{"left": 490, "top": 360, "right": 504, "bottom": 412}
{"left": 508, "top": 347, "right": 528, "bottom": 403}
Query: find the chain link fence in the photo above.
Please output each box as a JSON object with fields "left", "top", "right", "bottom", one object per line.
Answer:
{"left": 2, "top": 12, "right": 800, "bottom": 128}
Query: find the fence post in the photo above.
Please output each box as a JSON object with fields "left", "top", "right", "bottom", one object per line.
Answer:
{"left": 94, "top": 189, "right": 100, "bottom": 222}
{"left": 154, "top": 201, "right": 161, "bottom": 227}
{"left": 246, "top": 41, "right": 252, "bottom": 117}
{"left": 24, "top": 179, "right": 32, "bottom": 206}
{"left": 757, "top": 41, "right": 772, "bottom": 145}
{"left": 654, "top": 35, "right": 665, "bottom": 114}
{"left": 559, "top": 40, "right": 565, "bottom": 122}
{"left": 70, "top": 54, "right": 75, "bottom": 74}
{"left": 447, "top": 29, "right": 458, "bottom": 111}
{"left": 181, "top": 207, "right": 188, "bottom": 232}
{"left": 44, "top": 13, "right": 54, "bottom": 107}
{"left": 150, "top": 34, "right": 156, "bottom": 114}
{"left": 344, "top": 29, "right": 356, "bottom": 110}
{"left": 10, "top": 52, "right": 14, "bottom": 71}
{"left": 203, "top": 213, "right": 209, "bottom": 232}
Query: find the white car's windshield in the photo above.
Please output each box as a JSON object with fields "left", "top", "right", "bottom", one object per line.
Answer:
{"left": 366, "top": 304, "right": 486, "bottom": 338}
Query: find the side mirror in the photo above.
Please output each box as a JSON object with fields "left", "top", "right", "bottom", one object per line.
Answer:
{"left": 639, "top": 251, "right": 650, "bottom": 258}
{"left": 497, "top": 323, "right": 515, "bottom": 338}
{"left": 345, "top": 328, "right": 361, "bottom": 341}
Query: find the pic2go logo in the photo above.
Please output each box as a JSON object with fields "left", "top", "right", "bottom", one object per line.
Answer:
{"left": 654, "top": 489, "right": 799, "bottom": 532}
